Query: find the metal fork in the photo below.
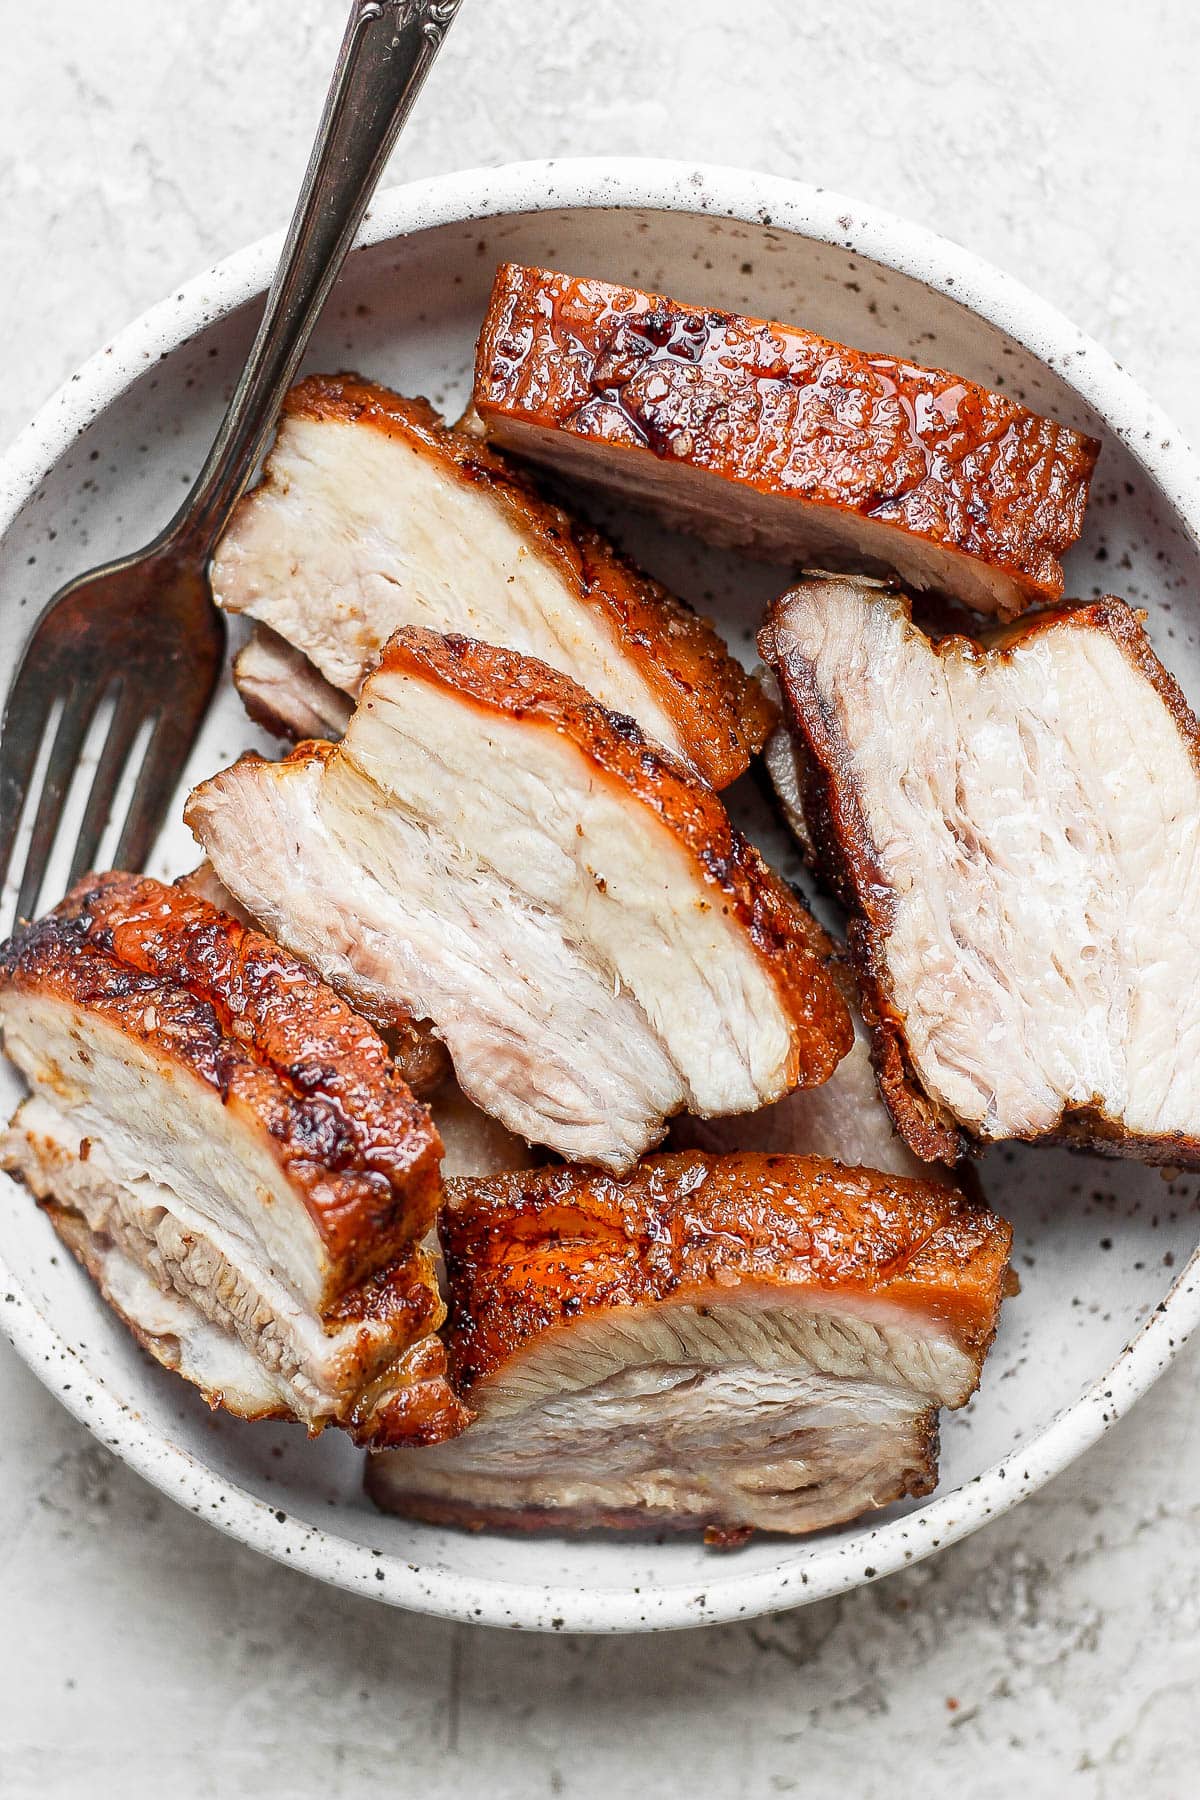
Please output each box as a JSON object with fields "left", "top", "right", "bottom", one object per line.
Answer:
{"left": 0, "top": 0, "right": 464, "bottom": 929}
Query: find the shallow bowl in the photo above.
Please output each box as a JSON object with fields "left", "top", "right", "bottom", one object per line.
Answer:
{"left": 2, "top": 158, "right": 1199, "bottom": 1632}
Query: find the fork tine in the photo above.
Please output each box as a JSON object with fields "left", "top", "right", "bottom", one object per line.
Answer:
{"left": 67, "top": 686, "right": 143, "bottom": 889}
{"left": 15, "top": 688, "right": 102, "bottom": 925}
{"left": 0, "top": 667, "right": 57, "bottom": 900}
{"left": 112, "top": 709, "right": 188, "bottom": 873}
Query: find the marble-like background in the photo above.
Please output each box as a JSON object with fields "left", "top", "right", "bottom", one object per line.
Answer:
{"left": 1, "top": 2, "right": 1198, "bottom": 1794}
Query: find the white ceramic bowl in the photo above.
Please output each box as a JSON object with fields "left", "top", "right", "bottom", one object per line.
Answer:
{"left": 2, "top": 159, "right": 1199, "bottom": 1633}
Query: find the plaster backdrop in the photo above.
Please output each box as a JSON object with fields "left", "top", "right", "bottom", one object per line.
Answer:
{"left": 1, "top": 2, "right": 1198, "bottom": 1796}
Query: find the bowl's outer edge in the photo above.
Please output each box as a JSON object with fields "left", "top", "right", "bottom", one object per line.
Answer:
{"left": 2, "top": 157, "right": 1199, "bottom": 1633}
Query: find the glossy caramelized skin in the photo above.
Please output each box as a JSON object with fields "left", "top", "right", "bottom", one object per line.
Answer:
{"left": 17, "top": 873, "right": 444, "bottom": 1289}
{"left": 474, "top": 265, "right": 1100, "bottom": 617}
{"left": 443, "top": 1153, "right": 1010, "bottom": 1392}
{"left": 0, "top": 875, "right": 467, "bottom": 1447}
{"left": 367, "top": 1153, "right": 1011, "bottom": 1539}
{"left": 213, "top": 372, "right": 774, "bottom": 788}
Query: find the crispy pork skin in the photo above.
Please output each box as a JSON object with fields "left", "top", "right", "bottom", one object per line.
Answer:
{"left": 0, "top": 875, "right": 466, "bottom": 1446}
{"left": 760, "top": 576, "right": 1200, "bottom": 1166}
{"left": 186, "top": 630, "right": 852, "bottom": 1171}
{"left": 211, "top": 374, "right": 772, "bottom": 786}
{"left": 175, "top": 862, "right": 451, "bottom": 1098}
{"left": 473, "top": 266, "right": 1100, "bottom": 619}
{"left": 366, "top": 1153, "right": 1011, "bottom": 1539}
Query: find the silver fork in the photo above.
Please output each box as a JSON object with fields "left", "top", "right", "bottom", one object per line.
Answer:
{"left": 0, "top": 0, "right": 464, "bottom": 930}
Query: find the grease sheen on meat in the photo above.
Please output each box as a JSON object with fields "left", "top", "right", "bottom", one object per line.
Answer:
{"left": 186, "top": 631, "right": 852, "bottom": 1171}
{"left": 366, "top": 1153, "right": 1012, "bottom": 1541}
{"left": 0, "top": 875, "right": 467, "bottom": 1447}
{"left": 473, "top": 265, "right": 1100, "bottom": 618}
{"left": 211, "top": 374, "right": 772, "bottom": 787}
{"left": 760, "top": 576, "right": 1200, "bottom": 1166}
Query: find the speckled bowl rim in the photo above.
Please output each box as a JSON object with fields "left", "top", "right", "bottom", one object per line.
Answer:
{"left": 2, "top": 158, "right": 1199, "bottom": 1633}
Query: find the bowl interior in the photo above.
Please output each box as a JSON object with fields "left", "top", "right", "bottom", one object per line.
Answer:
{"left": 2, "top": 185, "right": 1199, "bottom": 1629}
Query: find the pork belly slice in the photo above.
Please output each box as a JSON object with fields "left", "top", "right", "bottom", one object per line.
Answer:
{"left": 0, "top": 875, "right": 466, "bottom": 1446}
{"left": 760, "top": 576, "right": 1200, "bottom": 1165}
{"left": 233, "top": 624, "right": 354, "bottom": 743}
{"left": 367, "top": 1153, "right": 1011, "bottom": 1540}
{"left": 211, "top": 373, "right": 772, "bottom": 787}
{"left": 175, "top": 861, "right": 452, "bottom": 1099}
{"left": 473, "top": 265, "right": 1100, "bottom": 619}
{"left": 14, "top": 1106, "right": 459, "bottom": 1444}
{"left": 186, "top": 630, "right": 852, "bottom": 1171}
{"left": 711, "top": 713, "right": 943, "bottom": 1179}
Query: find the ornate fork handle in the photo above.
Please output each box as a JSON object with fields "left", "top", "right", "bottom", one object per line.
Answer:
{"left": 397, "top": 0, "right": 464, "bottom": 43}
{"left": 168, "top": 0, "right": 465, "bottom": 560}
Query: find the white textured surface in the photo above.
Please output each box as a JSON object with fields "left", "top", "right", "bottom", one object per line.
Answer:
{"left": 1, "top": 0, "right": 1199, "bottom": 1792}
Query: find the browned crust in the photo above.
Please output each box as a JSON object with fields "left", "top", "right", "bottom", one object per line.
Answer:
{"left": 853, "top": 929, "right": 967, "bottom": 1166}
{"left": 1045, "top": 1097, "right": 1200, "bottom": 1169}
{"left": 173, "top": 861, "right": 255, "bottom": 928}
{"left": 437, "top": 1152, "right": 1012, "bottom": 1395}
{"left": 344, "top": 1330, "right": 472, "bottom": 1449}
{"left": 173, "top": 865, "right": 451, "bottom": 1100}
{"left": 276, "top": 373, "right": 775, "bottom": 788}
{"left": 364, "top": 1413, "right": 940, "bottom": 1539}
{"left": 0, "top": 874, "right": 443, "bottom": 1296}
{"left": 761, "top": 588, "right": 1200, "bottom": 1168}
{"left": 473, "top": 265, "right": 1099, "bottom": 612}
{"left": 379, "top": 1018, "right": 452, "bottom": 1102}
{"left": 365, "top": 627, "right": 852, "bottom": 1088}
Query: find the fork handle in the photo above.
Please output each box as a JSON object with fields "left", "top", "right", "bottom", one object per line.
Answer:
{"left": 165, "top": 0, "right": 464, "bottom": 560}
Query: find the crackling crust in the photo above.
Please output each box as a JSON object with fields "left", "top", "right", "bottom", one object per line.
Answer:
{"left": 473, "top": 265, "right": 1100, "bottom": 615}
{"left": 438, "top": 1152, "right": 1013, "bottom": 1395}
{"left": 0, "top": 873, "right": 443, "bottom": 1291}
